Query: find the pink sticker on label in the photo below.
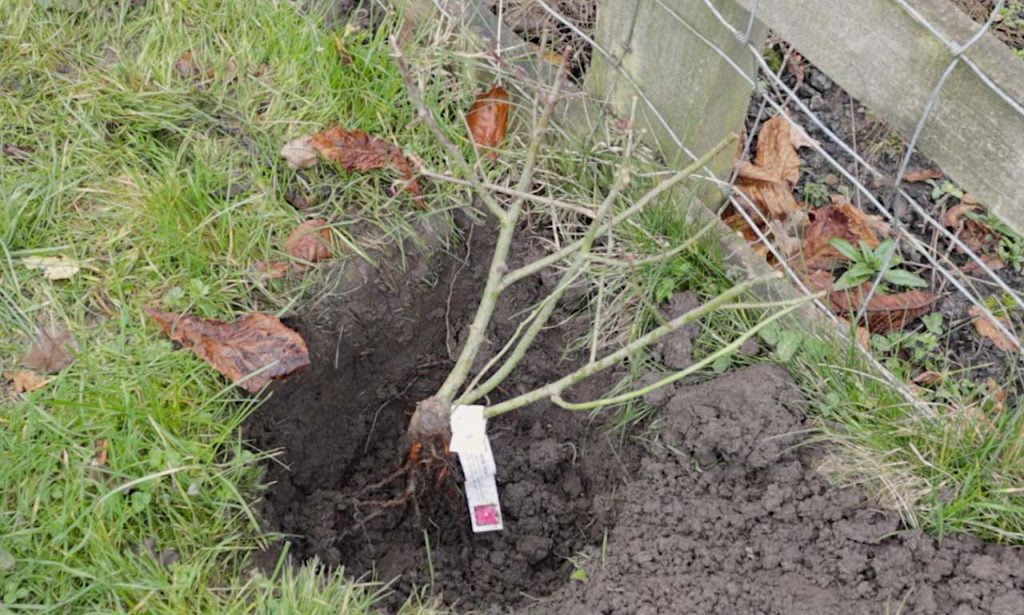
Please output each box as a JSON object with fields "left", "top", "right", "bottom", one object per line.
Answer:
{"left": 473, "top": 504, "right": 501, "bottom": 527}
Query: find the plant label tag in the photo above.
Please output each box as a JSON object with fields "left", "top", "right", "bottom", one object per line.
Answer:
{"left": 450, "top": 405, "right": 503, "bottom": 532}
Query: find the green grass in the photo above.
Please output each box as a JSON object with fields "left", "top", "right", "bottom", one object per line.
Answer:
{"left": 0, "top": 0, "right": 466, "bottom": 610}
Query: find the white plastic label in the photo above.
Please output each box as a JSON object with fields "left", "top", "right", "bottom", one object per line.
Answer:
{"left": 450, "top": 405, "right": 503, "bottom": 532}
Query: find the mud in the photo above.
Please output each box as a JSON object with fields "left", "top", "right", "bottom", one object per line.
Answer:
{"left": 533, "top": 365, "right": 1024, "bottom": 615}
{"left": 245, "top": 211, "right": 636, "bottom": 611}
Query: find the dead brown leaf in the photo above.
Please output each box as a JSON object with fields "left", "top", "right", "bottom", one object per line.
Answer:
{"left": 943, "top": 203, "right": 1000, "bottom": 253}
{"left": 902, "top": 169, "right": 943, "bottom": 183}
{"left": 830, "top": 286, "right": 939, "bottom": 333}
{"left": 734, "top": 116, "right": 818, "bottom": 221}
{"left": 969, "top": 305, "right": 1020, "bottom": 352}
{"left": 310, "top": 127, "right": 422, "bottom": 198}
{"left": 24, "top": 324, "right": 77, "bottom": 373}
{"left": 285, "top": 219, "right": 333, "bottom": 265}
{"left": 800, "top": 198, "right": 885, "bottom": 271}
{"left": 281, "top": 136, "right": 319, "bottom": 171}
{"left": 986, "top": 377, "right": 1007, "bottom": 412}
{"left": 2, "top": 143, "right": 32, "bottom": 163}
{"left": 4, "top": 370, "right": 50, "bottom": 393}
{"left": 174, "top": 51, "right": 201, "bottom": 79}
{"left": 251, "top": 261, "right": 290, "bottom": 280}
{"left": 146, "top": 309, "right": 310, "bottom": 393}
{"left": 466, "top": 84, "right": 510, "bottom": 159}
{"left": 913, "top": 370, "right": 944, "bottom": 386}
{"left": 963, "top": 254, "right": 1006, "bottom": 274}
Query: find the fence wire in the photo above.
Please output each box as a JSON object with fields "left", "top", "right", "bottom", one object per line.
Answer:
{"left": 463, "top": 0, "right": 1024, "bottom": 411}
{"left": 528, "top": 0, "right": 1023, "bottom": 347}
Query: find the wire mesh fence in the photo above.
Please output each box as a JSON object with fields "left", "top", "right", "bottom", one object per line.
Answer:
{"left": 456, "top": 0, "right": 1024, "bottom": 412}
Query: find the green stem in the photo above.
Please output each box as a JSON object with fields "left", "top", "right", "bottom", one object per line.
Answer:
{"left": 498, "top": 133, "right": 737, "bottom": 291}
{"left": 483, "top": 273, "right": 778, "bottom": 417}
{"left": 551, "top": 296, "right": 812, "bottom": 411}
{"left": 434, "top": 52, "right": 569, "bottom": 405}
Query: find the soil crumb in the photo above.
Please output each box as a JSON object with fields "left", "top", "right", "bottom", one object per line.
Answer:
{"left": 534, "top": 365, "right": 1024, "bottom": 615}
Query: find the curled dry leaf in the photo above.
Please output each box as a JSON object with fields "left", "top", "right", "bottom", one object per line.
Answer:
{"left": 24, "top": 324, "right": 77, "bottom": 373}
{"left": 2, "top": 143, "right": 32, "bottom": 163}
{"left": 913, "top": 370, "right": 944, "bottom": 386}
{"left": 251, "top": 261, "right": 290, "bottom": 280}
{"left": 829, "top": 285, "right": 938, "bottom": 333}
{"left": 285, "top": 219, "right": 333, "bottom": 265}
{"left": 281, "top": 135, "right": 319, "bottom": 170}
{"left": 968, "top": 305, "right": 1020, "bottom": 352}
{"left": 310, "top": 127, "right": 422, "bottom": 198}
{"left": 466, "top": 84, "right": 510, "bottom": 159}
{"left": 4, "top": 370, "right": 50, "bottom": 393}
{"left": 943, "top": 203, "right": 999, "bottom": 253}
{"left": 799, "top": 197, "right": 887, "bottom": 271}
{"left": 146, "top": 309, "right": 310, "bottom": 393}
{"left": 963, "top": 254, "right": 1006, "bottom": 274}
{"left": 902, "top": 168, "right": 943, "bottom": 183}
{"left": 734, "top": 116, "right": 818, "bottom": 221}
{"left": 174, "top": 51, "right": 201, "bottom": 79}
{"left": 21, "top": 256, "right": 80, "bottom": 280}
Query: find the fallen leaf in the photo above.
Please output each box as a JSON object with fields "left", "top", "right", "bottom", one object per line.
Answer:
{"left": 466, "top": 84, "right": 510, "bottom": 159}
{"left": 902, "top": 169, "right": 943, "bottom": 183}
{"left": 174, "top": 51, "right": 201, "bottom": 79}
{"left": 986, "top": 377, "right": 1007, "bottom": 412}
{"left": 913, "top": 370, "right": 944, "bottom": 386}
{"left": 310, "top": 127, "right": 421, "bottom": 197}
{"left": 799, "top": 198, "right": 885, "bottom": 271}
{"left": 4, "top": 370, "right": 50, "bottom": 393}
{"left": 284, "top": 189, "right": 320, "bottom": 210}
{"left": 963, "top": 254, "right": 1006, "bottom": 274}
{"left": 251, "top": 261, "right": 290, "bottom": 280}
{"left": 285, "top": 219, "right": 333, "bottom": 265}
{"left": 734, "top": 116, "right": 818, "bottom": 221}
{"left": 24, "top": 324, "right": 77, "bottom": 373}
{"left": 801, "top": 269, "right": 834, "bottom": 294}
{"left": 281, "top": 135, "right": 319, "bottom": 170}
{"left": 943, "top": 203, "right": 999, "bottom": 253}
{"left": 93, "top": 438, "right": 109, "bottom": 467}
{"left": 2, "top": 143, "right": 32, "bottom": 163}
{"left": 969, "top": 305, "right": 1020, "bottom": 352}
{"left": 89, "top": 438, "right": 110, "bottom": 480}
{"left": 146, "top": 309, "right": 310, "bottom": 393}
{"left": 21, "top": 256, "right": 80, "bottom": 280}
{"left": 830, "top": 286, "right": 938, "bottom": 333}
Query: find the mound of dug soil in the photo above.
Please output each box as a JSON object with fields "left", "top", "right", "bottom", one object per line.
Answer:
{"left": 534, "top": 364, "right": 1024, "bottom": 615}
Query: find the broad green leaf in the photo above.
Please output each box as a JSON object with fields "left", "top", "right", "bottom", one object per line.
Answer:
{"left": 883, "top": 269, "right": 928, "bottom": 288}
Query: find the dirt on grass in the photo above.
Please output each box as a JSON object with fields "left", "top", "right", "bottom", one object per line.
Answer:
{"left": 244, "top": 207, "right": 1024, "bottom": 613}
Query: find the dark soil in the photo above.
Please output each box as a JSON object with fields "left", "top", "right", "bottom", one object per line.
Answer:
{"left": 245, "top": 210, "right": 637, "bottom": 611}
{"left": 245, "top": 207, "right": 1024, "bottom": 613}
{"left": 535, "top": 365, "right": 1024, "bottom": 615}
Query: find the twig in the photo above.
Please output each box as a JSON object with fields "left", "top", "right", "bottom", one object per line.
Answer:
{"left": 390, "top": 36, "right": 508, "bottom": 223}
{"left": 552, "top": 295, "right": 814, "bottom": 410}
{"left": 498, "top": 133, "right": 738, "bottom": 291}
{"left": 482, "top": 273, "right": 780, "bottom": 417}
{"left": 395, "top": 41, "right": 572, "bottom": 406}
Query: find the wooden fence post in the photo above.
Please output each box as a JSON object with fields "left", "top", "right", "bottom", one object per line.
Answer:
{"left": 587, "top": 0, "right": 766, "bottom": 200}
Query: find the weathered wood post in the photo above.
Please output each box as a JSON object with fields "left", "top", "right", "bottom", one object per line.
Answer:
{"left": 587, "top": 0, "right": 766, "bottom": 202}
